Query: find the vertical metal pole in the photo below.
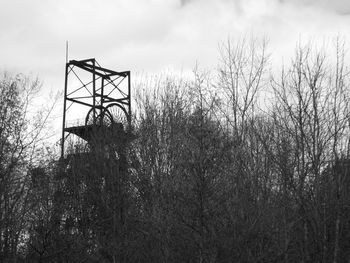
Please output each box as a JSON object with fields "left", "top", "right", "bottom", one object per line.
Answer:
{"left": 101, "top": 77, "right": 104, "bottom": 109}
{"left": 61, "top": 63, "right": 69, "bottom": 158}
{"left": 127, "top": 71, "right": 131, "bottom": 126}
{"left": 100, "top": 77, "right": 104, "bottom": 126}
{"left": 92, "top": 59, "right": 96, "bottom": 125}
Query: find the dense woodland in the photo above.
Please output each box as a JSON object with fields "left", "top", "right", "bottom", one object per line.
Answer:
{"left": 1, "top": 39, "right": 350, "bottom": 262}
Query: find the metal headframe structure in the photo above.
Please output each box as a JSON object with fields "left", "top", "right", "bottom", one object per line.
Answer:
{"left": 61, "top": 58, "right": 131, "bottom": 158}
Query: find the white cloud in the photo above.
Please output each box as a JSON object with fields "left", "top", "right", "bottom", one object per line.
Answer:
{"left": 0, "top": 0, "right": 349, "bottom": 92}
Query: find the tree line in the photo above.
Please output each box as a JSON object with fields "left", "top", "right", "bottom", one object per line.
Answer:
{"left": 1, "top": 39, "right": 350, "bottom": 262}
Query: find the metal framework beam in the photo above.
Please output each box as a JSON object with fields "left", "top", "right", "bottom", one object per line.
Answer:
{"left": 61, "top": 58, "right": 131, "bottom": 158}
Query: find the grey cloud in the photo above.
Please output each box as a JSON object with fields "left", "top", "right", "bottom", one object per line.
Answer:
{"left": 180, "top": 0, "right": 192, "bottom": 6}
{"left": 179, "top": 0, "right": 244, "bottom": 15}
{"left": 281, "top": 0, "right": 350, "bottom": 15}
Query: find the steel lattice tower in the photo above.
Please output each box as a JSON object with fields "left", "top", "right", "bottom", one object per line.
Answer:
{"left": 61, "top": 58, "right": 131, "bottom": 158}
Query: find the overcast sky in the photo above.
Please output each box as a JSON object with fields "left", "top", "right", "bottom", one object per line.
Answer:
{"left": 1, "top": 0, "right": 350, "bottom": 91}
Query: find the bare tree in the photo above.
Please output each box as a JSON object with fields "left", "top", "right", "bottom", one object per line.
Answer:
{"left": 0, "top": 72, "right": 56, "bottom": 261}
{"left": 269, "top": 40, "right": 350, "bottom": 262}
{"left": 215, "top": 37, "right": 268, "bottom": 139}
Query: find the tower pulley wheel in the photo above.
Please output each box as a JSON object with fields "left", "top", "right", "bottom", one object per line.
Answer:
{"left": 84, "top": 104, "right": 129, "bottom": 131}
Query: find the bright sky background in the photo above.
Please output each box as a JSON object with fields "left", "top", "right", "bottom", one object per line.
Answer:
{"left": 1, "top": 0, "right": 350, "bottom": 92}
